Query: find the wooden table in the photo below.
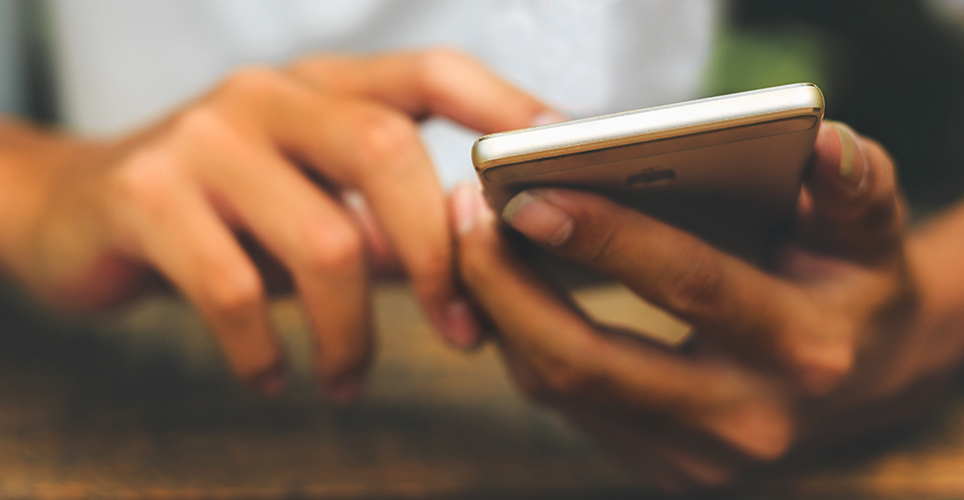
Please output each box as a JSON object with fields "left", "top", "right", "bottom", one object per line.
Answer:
{"left": 1, "top": 283, "right": 963, "bottom": 499}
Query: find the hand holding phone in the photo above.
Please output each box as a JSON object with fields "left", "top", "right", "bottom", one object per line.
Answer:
{"left": 452, "top": 116, "right": 921, "bottom": 489}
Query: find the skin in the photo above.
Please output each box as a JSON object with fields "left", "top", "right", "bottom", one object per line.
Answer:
{"left": 0, "top": 48, "right": 554, "bottom": 399}
{"left": 451, "top": 121, "right": 964, "bottom": 491}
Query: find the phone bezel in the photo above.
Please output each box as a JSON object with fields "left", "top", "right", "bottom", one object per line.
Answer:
{"left": 472, "top": 83, "right": 825, "bottom": 177}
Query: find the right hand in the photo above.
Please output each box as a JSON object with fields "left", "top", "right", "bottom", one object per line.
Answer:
{"left": 0, "top": 48, "right": 557, "bottom": 398}
{"left": 450, "top": 122, "right": 949, "bottom": 490}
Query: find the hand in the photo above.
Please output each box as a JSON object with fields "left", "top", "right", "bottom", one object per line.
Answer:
{"left": 0, "top": 48, "right": 556, "bottom": 398}
{"left": 451, "top": 122, "right": 955, "bottom": 491}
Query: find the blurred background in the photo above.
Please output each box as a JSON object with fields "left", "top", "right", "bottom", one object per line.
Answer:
{"left": 2, "top": 1, "right": 964, "bottom": 497}
{"left": 6, "top": 0, "right": 964, "bottom": 211}
{"left": 714, "top": 0, "right": 964, "bottom": 213}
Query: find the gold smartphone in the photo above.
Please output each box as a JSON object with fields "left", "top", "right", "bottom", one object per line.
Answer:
{"left": 472, "top": 83, "right": 825, "bottom": 257}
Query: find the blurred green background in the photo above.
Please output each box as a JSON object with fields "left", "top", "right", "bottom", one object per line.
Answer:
{"left": 709, "top": 0, "right": 964, "bottom": 213}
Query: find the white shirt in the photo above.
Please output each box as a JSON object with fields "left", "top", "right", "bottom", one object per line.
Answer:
{"left": 46, "top": 0, "right": 720, "bottom": 187}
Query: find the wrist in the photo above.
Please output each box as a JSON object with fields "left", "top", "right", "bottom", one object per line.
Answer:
{"left": 0, "top": 120, "right": 112, "bottom": 276}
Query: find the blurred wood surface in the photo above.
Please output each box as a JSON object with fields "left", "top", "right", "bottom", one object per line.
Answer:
{"left": 0, "top": 282, "right": 963, "bottom": 499}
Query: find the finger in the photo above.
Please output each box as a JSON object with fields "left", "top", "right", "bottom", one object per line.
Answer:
{"left": 112, "top": 168, "right": 283, "bottom": 395}
{"left": 500, "top": 188, "right": 835, "bottom": 376}
{"left": 288, "top": 48, "right": 563, "bottom": 133}
{"left": 804, "top": 121, "right": 905, "bottom": 261}
{"left": 192, "top": 139, "right": 372, "bottom": 401}
{"left": 208, "top": 69, "right": 472, "bottom": 348}
{"left": 454, "top": 184, "right": 798, "bottom": 458}
{"left": 452, "top": 184, "right": 724, "bottom": 417}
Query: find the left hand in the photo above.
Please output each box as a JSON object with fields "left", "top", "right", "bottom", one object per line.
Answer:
{"left": 0, "top": 49, "right": 553, "bottom": 397}
{"left": 450, "top": 122, "right": 954, "bottom": 491}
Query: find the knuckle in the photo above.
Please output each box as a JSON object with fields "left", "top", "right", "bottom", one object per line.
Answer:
{"left": 350, "top": 108, "right": 420, "bottom": 168}
{"left": 299, "top": 221, "right": 364, "bottom": 276}
{"left": 718, "top": 405, "right": 796, "bottom": 463}
{"left": 218, "top": 65, "right": 288, "bottom": 101}
{"left": 560, "top": 197, "right": 641, "bottom": 265}
{"left": 785, "top": 328, "right": 855, "bottom": 396}
{"left": 200, "top": 263, "right": 265, "bottom": 323}
{"left": 171, "top": 107, "right": 240, "bottom": 147}
{"left": 538, "top": 344, "right": 602, "bottom": 399}
{"left": 543, "top": 364, "right": 593, "bottom": 398}
{"left": 416, "top": 46, "right": 471, "bottom": 91}
{"left": 657, "top": 245, "right": 725, "bottom": 314}
{"left": 418, "top": 46, "right": 471, "bottom": 70}
{"left": 742, "top": 434, "right": 793, "bottom": 464}
{"left": 112, "top": 149, "right": 181, "bottom": 213}
{"left": 577, "top": 217, "right": 618, "bottom": 266}
{"left": 287, "top": 55, "right": 353, "bottom": 92}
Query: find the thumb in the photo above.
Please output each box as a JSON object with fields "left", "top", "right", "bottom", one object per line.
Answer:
{"left": 802, "top": 121, "right": 905, "bottom": 261}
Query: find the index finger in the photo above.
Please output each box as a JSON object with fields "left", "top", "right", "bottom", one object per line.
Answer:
{"left": 288, "top": 48, "right": 562, "bottom": 133}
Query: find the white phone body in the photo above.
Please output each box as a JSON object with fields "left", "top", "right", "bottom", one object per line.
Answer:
{"left": 472, "top": 83, "right": 825, "bottom": 257}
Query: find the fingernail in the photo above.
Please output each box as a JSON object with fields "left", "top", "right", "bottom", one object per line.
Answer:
{"left": 502, "top": 190, "right": 573, "bottom": 246}
{"left": 327, "top": 377, "right": 364, "bottom": 403}
{"left": 453, "top": 182, "right": 492, "bottom": 235}
{"left": 530, "top": 110, "right": 568, "bottom": 127}
{"left": 445, "top": 298, "right": 481, "bottom": 349}
{"left": 829, "top": 122, "right": 866, "bottom": 191}
{"left": 250, "top": 366, "right": 286, "bottom": 397}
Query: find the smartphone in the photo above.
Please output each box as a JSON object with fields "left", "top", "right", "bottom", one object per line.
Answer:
{"left": 472, "top": 83, "right": 825, "bottom": 258}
